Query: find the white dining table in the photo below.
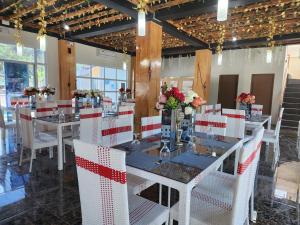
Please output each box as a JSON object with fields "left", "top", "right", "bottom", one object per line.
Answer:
{"left": 246, "top": 114, "right": 272, "bottom": 129}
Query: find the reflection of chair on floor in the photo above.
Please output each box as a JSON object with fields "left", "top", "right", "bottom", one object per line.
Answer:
{"left": 297, "top": 121, "right": 300, "bottom": 159}
{"left": 0, "top": 106, "right": 17, "bottom": 144}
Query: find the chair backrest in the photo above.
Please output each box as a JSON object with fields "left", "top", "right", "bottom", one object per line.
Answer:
{"left": 222, "top": 108, "right": 245, "bottom": 139}
{"left": 195, "top": 114, "right": 227, "bottom": 136}
{"left": 101, "top": 117, "right": 133, "bottom": 147}
{"left": 275, "top": 108, "right": 284, "bottom": 137}
{"left": 251, "top": 104, "right": 263, "bottom": 117}
{"left": 57, "top": 100, "right": 73, "bottom": 114}
{"left": 80, "top": 108, "right": 103, "bottom": 144}
{"left": 36, "top": 101, "right": 57, "bottom": 117}
{"left": 231, "top": 127, "right": 264, "bottom": 225}
{"left": 201, "top": 104, "right": 214, "bottom": 114}
{"left": 118, "top": 105, "right": 134, "bottom": 118}
{"left": 141, "top": 115, "right": 162, "bottom": 138}
{"left": 19, "top": 108, "right": 34, "bottom": 149}
{"left": 73, "top": 139, "right": 129, "bottom": 225}
{"left": 102, "top": 97, "right": 112, "bottom": 111}
{"left": 10, "top": 97, "right": 29, "bottom": 107}
{"left": 214, "top": 104, "right": 222, "bottom": 115}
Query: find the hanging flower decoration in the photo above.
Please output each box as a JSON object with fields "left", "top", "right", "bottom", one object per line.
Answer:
{"left": 136, "top": 0, "right": 150, "bottom": 13}
{"left": 237, "top": 92, "right": 255, "bottom": 104}
{"left": 156, "top": 84, "right": 185, "bottom": 110}
{"left": 37, "top": 0, "right": 47, "bottom": 43}
{"left": 13, "top": 4, "right": 23, "bottom": 51}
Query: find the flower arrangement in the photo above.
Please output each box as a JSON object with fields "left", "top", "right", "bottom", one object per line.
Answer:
{"left": 72, "top": 89, "right": 88, "bottom": 98}
{"left": 24, "top": 87, "right": 40, "bottom": 96}
{"left": 88, "top": 90, "right": 103, "bottom": 98}
{"left": 156, "top": 84, "right": 185, "bottom": 110}
{"left": 119, "top": 87, "right": 125, "bottom": 94}
{"left": 237, "top": 92, "right": 255, "bottom": 104}
{"left": 40, "top": 85, "right": 55, "bottom": 96}
{"left": 126, "top": 88, "right": 132, "bottom": 99}
{"left": 183, "top": 90, "right": 206, "bottom": 115}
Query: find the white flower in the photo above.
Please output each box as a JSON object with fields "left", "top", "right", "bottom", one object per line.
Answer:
{"left": 185, "top": 106, "right": 193, "bottom": 115}
{"left": 184, "top": 90, "right": 199, "bottom": 104}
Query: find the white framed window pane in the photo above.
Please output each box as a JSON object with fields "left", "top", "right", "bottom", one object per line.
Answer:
{"left": 105, "top": 80, "right": 116, "bottom": 91}
{"left": 91, "top": 66, "right": 104, "bottom": 78}
{"left": 77, "top": 77, "right": 91, "bottom": 90}
{"left": 37, "top": 65, "right": 46, "bottom": 87}
{"left": 0, "top": 43, "right": 34, "bottom": 63}
{"left": 36, "top": 49, "right": 45, "bottom": 64}
{"left": 92, "top": 79, "right": 104, "bottom": 90}
{"left": 117, "top": 69, "right": 127, "bottom": 80}
{"left": 76, "top": 64, "right": 90, "bottom": 77}
{"left": 105, "top": 92, "right": 117, "bottom": 105}
{"left": 105, "top": 67, "right": 116, "bottom": 79}
{"left": 117, "top": 81, "right": 126, "bottom": 90}
{"left": 28, "top": 64, "right": 35, "bottom": 87}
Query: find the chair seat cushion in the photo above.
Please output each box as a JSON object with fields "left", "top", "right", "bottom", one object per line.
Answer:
{"left": 33, "top": 132, "right": 58, "bottom": 148}
{"left": 128, "top": 194, "right": 169, "bottom": 225}
{"left": 127, "top": 174, "right": 155, "bottom": 195}
{"left": 262, "top": 129, "right": 276, "bottom": 142}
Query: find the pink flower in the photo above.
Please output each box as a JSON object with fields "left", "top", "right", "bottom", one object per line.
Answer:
{"left": 159, "top": 94, "right": 167, "bottom": 103}
{"left": 155, "top": 102, "right": 164, "bottom": 110}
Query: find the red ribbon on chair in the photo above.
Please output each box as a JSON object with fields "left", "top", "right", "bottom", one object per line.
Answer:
{"left": 75, "top": 156, "right": 126, "bottom": 184}
{"left": 205, "top": 109, "right": 214, "bottom": 114}
{"left": 20, "top": 114, "right": 32, "bottom": 121}
{"left": 141, "top": 123, "right": 161, "bottom": 132}
{"left": 58, "top": 104, "right": 72, "bottom": 108}
{"left": 237, "top": 142, "right": 262, "bottom": 175}
{"left": 102, "top": 126, "right": 132, "bottom": 136}
{"left": 36, "top": 107, "right": 54, "bottom": 113}
{"left": 251, "top": 108, "right": 262, "bottom": 112}
{"left": 80, "top": 112, "right": 102, "bottom": 119}
{"left": 118, "top": 110, "right": 134, "bottom": 116}
{"left": 195, "top": 121, "right": 226, "bottom": 128}
{"left": 223, "top": 114, "right": 245, "bottom": 119}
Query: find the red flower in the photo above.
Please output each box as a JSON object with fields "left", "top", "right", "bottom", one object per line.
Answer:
{"left": 119, "top": 88, "right": 125, "bottom": 93}
{"left": 126, "top": 88, "right": 131, "bottom": 94}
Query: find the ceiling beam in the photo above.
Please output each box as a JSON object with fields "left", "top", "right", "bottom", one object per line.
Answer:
{"left": 79, "top": 0, "right": 208, "bottom": 47}
{"left": 71, "top": 19, "right": 136, "bottom": 39}
{"left": 155, "top": 0, "right": 267, "bottom": 20}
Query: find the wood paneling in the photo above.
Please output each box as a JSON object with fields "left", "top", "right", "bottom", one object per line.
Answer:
{"left": 193, "top": 49, "right": 212, "bottom": 101}
{"left": 135, "top": 22, "right": 162, "bottom": 130}
{"left": 58, "top": 40, "right": 76, "bottom": 100}
{"left": 251, "top": 74, "right": 275, "bottom": 115}
{"left": 218, "top": 75, "right": 239, "bottom": 109}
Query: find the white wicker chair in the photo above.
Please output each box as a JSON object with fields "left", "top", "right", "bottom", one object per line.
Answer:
{"left": 73, "top": 139, "right": 169, "bottom": 225}
{"left": 214, "top": 104, "right": 222, "bottom": 115}
{"left": 262, "top": 108, "right": 284, "bottom": 169}
{"left": 141, "top": 115, "right": 162, "bottom": 139}
{"left": 251, "top": 104, "right": 263, "bottom": 117}
{"left": 195, "top": 114, "right": 227, "bottom": 136}
{"left": 57, "top": 100, "right": 73, "bottom": 114}
{"left": 170, "top": 127, "right": 264, "bottom": 225}
{"left": 118, "top": 105, "right": 134, "bottom": 129}
{"left": 222, "top": 108, "right": 246, "bottom": 139}
{"left": 102, "top": 97, "right": 113, "bottom": 112}
{"left": 19, "top": 108, "right": 58, "bottom": 172}
{"left": 0, "top": 106, "right": 17, "bottom": 143}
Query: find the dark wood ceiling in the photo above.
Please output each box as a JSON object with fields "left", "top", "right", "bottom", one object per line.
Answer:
{"left": 1, "top": 0, "right": 300, "bottom": 56}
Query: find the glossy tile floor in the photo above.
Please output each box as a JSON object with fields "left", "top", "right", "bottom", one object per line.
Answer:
{"left": 0, "top": 128, "right": 299, "bottom": 225}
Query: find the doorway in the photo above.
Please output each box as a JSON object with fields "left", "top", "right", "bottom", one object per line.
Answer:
{"left": 251, "top": 74, "right": 274, "bottom": 115}
{"left": 218, "top": 75, "right": 239, "bottom": 109}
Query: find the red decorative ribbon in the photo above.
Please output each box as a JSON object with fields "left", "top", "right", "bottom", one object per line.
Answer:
{"left": 75, "top": 156, "right": 126, "bottom": 184}
{"left": 205, "top": 109, "right": 214, "bottom": 113}
{"left": 37, "top": 107, "right": 55, "bottom": 113}
{"left": 103, "top": 100, "right": 112, "bottom": 103}
{"left": 102, "top": 125, "right": 132, "bottom": 136}
{"left": 237, "top": 142, "right": 262, "bottom": 175}
{"left": 80, "top": 112, "right": 102, "bottom": 119}
{"left": 118, "top": 110, "right": 133, "bottom": 116}
{"left": 223, "top": 113, "right": 245, "bottom": 119}
{"left": 195, "top": 120, "right": 226, "bottom": 128}
{"left": 251, "top": 108, "right": 262, "bottom": 112}
{"left": 58, "top": 104, "right": 72, "bottom": 108}
{"left": 20, "top": 114, "right": 32, "bottom": 121}
{"left": 141, "top": 123, "right": 161, "bottom": 132}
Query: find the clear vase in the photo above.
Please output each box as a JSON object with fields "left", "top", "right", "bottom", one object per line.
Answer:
{"left": 30, "top": 95, "right": 36, "bottom": 109}
{"left": 239, "top": 103, "right": 251, "bottom": 119}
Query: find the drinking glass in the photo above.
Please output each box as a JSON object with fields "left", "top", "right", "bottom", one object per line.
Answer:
{"left": 207, "top": 125, "right": 215, "bottom": 152}
{"left": 58, "top": 109, "right": 65, "bottom": 122}
{"left": 131, "top": 133, "right": 140, "bottom": 144}
{"left": 160, "top": 139, "right": 170, "bottom": 161}
{"left": 188, "top": 135, "right": 197, "bottom": 153}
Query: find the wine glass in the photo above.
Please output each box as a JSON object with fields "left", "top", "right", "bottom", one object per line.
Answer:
{"left": 131, "top": 133, "right": 140, "bottom": 144}
{"left": 188, "top": 135, "right": 197, "bottom": 153}
{"left": 160, "top": 139, "right": 170, "bottom": 161}
{"left": 58, "top": 109, "right": 65, "bottom": 122}
{"left": 207, "top": 125, "right": 215, "bottom": 152}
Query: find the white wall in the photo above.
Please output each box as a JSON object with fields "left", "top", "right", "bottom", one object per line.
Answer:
{"left": 0, "top": 26, "right": 60, "bottom": 98}
{"left": 161, "top": 47, "right": 288, "bottom": 122}
{"left": 287, "top": 45, "right": 300, "bottom": 79}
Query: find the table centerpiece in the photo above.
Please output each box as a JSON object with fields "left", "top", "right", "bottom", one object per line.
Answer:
{"left": 237, "top": 92, "right": 255, "bottom": 119}
{"left": 24, "top": 87, "right": 40, "bottom": 108}
{"left": 40, "top": 85, "right": 55, "bottom": 101}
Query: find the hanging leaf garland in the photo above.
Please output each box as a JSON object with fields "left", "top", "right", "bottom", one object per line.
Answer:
{"left": 14, "top": 4, "right": 23, "bottom": 47}
{"left": 37, "top": 0, "right": 47, "bottom": 41}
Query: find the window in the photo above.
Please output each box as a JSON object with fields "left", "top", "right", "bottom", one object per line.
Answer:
{"left": 76, "top": 64, "right": 127, "bottom": 105}
{"left": 0, "top": 43, "right": 47, "bottom": 107}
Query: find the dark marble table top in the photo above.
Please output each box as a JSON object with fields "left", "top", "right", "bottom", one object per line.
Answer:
{"left": 35, "top": 114, "right": 80, "bottom": 124}
{"left": 246, "top": 114, "right": 270, "bottom": 123}
{"left": 114, "top": 134, "right": 240, "bottom": 184}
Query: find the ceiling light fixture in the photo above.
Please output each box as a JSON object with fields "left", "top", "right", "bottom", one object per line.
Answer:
{"left": 217, "top": 53, "right": 223, "bottom": 65}
{"left": 217, "top": 0, "right": 229, "bottom": 21}
{"left": 232, "top": 37, "right": 237, "bottom": 42}
{"left": 138, "top": 10, "right": 146, "bottom": 36}
{"left": 16, "top": 42, "right": 23, "bottom": 57}
{"left": 63, "top": 23, "right": 70, "bottom": 31}
{"left": 39, "top": 35, "right": 46, "bottom": 51}
{"left": 123, "top": 61, "right": 127, "bottom": 70}
{"left": 266, "top": 49, "right": 272, "bottom": 63}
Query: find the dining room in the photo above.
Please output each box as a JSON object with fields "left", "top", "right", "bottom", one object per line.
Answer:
{"left": 0, "top": 0, "right": 299, "bottom": 225}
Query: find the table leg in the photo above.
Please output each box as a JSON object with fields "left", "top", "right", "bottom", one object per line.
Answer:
{"left": 178, "top": 186, "right": 191, "bottom": 225}
{"left": 57, "top": 125, "right": 63, "bottom": 170}
{"left": 234, "top": 148, "right": 241, "bottom": 175}
{"left": 266, "top": 116, "right": 272, "bottom": 147}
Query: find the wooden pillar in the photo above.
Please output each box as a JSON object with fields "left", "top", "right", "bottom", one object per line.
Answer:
{"left": 58, "top": 40, "right": 76, "bottom": 100}
{"left": 193, "top": 49, "right": 212, "bottom": 101}
{"left": 135, "top": 22, "right": 162, "bottom": 130}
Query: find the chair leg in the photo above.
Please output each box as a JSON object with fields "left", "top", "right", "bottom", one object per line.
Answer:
{"left": 159, "top": 184, "right": 162, "bottom": 205}
{"left": 49, "top": 147, "right": 54, "bottom": 159}
{"left": 29, "top": 149, "right": 35, "bottom": 173}
{"left": 63, "top": 144, "right": 66, "bottom": 163}
{"left": 168, "top": 187, "right": 171, "bottom": 208}
{"left": 19, "top": 145, "right": 24, "bottom": 166}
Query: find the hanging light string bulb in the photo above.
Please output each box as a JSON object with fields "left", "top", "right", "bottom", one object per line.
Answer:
{"left": 14, "top": 3, "right": 23, "bottom": 56}
{"left": 136, "top": 0, "right": 150, "bottom": 36}
{"left": 37, "top": 0, "right": 47, "bottom": 51}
